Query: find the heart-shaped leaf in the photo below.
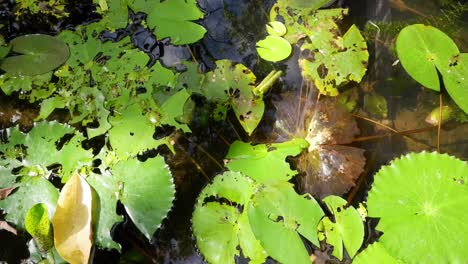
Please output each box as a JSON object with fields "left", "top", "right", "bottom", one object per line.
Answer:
{"left": 0, "top": 34, "right": 70, "bottom": 76}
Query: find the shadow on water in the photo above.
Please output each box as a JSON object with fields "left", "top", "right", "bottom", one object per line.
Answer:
{"left": 0, "top": 0, "right": 467, "bottom": 263}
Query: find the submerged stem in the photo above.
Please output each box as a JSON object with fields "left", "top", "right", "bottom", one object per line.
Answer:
{"left": 254, "top": 70, "right": 283, "bottom": 96}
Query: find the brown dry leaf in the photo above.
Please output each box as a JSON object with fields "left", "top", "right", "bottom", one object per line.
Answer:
{"left": 52, "top": 173, "right": 93, "bottom": 264}
{"left": 0, "top": 187, "right": 16, "bottom": 200}
{"left": 273, "top": 93, "right": 365, "bottom": 198}
{"left": 0, "top": 220, "right": 17, "bottom": 235}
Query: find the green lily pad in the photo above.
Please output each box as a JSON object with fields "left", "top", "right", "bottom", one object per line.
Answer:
{"left": 108, "top": 104, "right": 168, "bottom": 159}
{"left": 192, "top": 172, "right": 266, "bottom": 264}
{"left": 440, "top": 53, "right": 468, "bottom": 114}
{"left": 367, "top": 152, "right": 468, "bottom": 263}
{"left": 225, "top": 139, "right": 308, "bottom": 183}
{"left": 112, "top": 156, "right": 175, "bottom": 240}
{"left": 0, "top": 34, "right": 70, "bottom": 76}
{"left": 353, "top": 242, "right": 401, "bottom": 264}
{"left": 266, "top": 21, "right": 287, "bottom": 37}
{"left": 193, "top": 171, "right": 324, "bottom": 264}
{"left": 317, "top": 196, "right": 364, "bottom": 260}
{"left": 87, "top": 171, "right": 123, "bottom": 250}
{"left": 256, "top": 35, "right": 292, "bottom": 62}
{"left": 145, "top": 0, "right": 207, "bottom": 45}
{"left": 396, "top": 24, "right": 459, "bottom": 91}
{"left": 248, "top": 181, "right": 324, "bottom": 264}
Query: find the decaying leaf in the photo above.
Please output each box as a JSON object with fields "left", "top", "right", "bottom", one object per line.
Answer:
{"left": 52, "top": 173, "right": 93, "bottom": 264}
{"left": 273, "top": 94, "right": 365, "bottom": 198}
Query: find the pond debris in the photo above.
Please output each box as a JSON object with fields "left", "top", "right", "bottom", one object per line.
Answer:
{"left": 273, "top": 91, "right": 365, "bottom": 198}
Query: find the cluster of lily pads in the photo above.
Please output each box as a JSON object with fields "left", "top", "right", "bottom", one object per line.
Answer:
{"left": 0, "top": 0, "right": 467, "bottom": 263}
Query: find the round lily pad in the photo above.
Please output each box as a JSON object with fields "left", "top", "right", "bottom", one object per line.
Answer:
{"left": 396, "top": 24, "right": 459, "bottom": 91}
{"left": 256, "top": 35, "right": 292, "bottom": 62}
{"left": 266, "top": 21, "right": 287, "bottom": 37}
{"left": 0, "top": 34, "right": 70, "bottom": 76}
{"left": 367, "top": 152, "right": 468, "bottom": 263}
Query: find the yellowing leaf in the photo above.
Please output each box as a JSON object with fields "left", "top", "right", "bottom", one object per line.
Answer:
{"left": 52, "top": 173, "right": 93, "bottom": 264}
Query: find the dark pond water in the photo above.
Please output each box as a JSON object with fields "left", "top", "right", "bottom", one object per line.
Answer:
{"left": 0, "top": 0, "right": 467, "bottom": 263}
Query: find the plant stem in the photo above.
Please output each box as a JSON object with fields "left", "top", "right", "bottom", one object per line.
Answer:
{"left": 253, "top": 70, "right": 283, "bottom": 96}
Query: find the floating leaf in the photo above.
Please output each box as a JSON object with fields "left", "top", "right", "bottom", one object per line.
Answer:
{"left": 256, "top": 35, "right": 292, "bottom": 62}
{"left": 248, "top": 181, "right": 324, "bottom": 264}
{"left": 108, "top": 104, "right": 168, "bottom": 159}
{"left": 142, "top": 0, "right": 207, "bottom": 45}
{"left": 159, "top": 89, "right": 191, "bottom": 132}
{"left": 273, "top": 96, "right": 365, "bottom": 197}
{"left": 353, "top": 242, "right": 401, "bottom": 264}
{"left": 367, "top": 152, "right": 468, "bottom": 263}
{"left": 52, "top": 173, "right": 93, "bottom": 264}
{"left": 112, "top": 156, "right": 175, "bottom": 240}
{"left": 281, "top": 0, "right": 332, "bottom": 9}
{"left": 0, "top": 34, "right": 70, "bottom": 76}
{"left": 225, "top": 139, "right": 308, "bottom": 183}
{"left": 396, "top": 24, "right": 459, "bottom": 91}
{"left": 441, "top": 53, "right": 468, "bottom": 114}
{"left": 87, "top": 172, "right": 123, "bottom": 250}
{"left": 0, "top": 177, "right": 59, "bottom": 229}
{"left": 318, "top": 196, "right": 364, "bottom": 260}
{"left": 193, "top": 171, "right": 324, "bottom": 264}
{"left": 266, "top": 21, "right": 287, "bottom": 36}
{"left": 25, "top": 203, "right": 53, "bottom": 252}
{"left": 300, "top": 24, "right": 369, "bottom": 96}
{"left": 192, "top": 172, "right": 266, "bottom": 264}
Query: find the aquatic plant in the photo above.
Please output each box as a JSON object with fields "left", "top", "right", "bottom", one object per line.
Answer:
{"left": 192, "top": 140, "right": 365, "bottom": 264}
{"left": 0, "top": 121, "right": 175, "bottom": 255}
{"left": 0, "top": 34, "right": 69, "bottom": 76}
{"left": 268, "top": 3, "right": 369, "bottom": 96}
{"left": 256, "top": 21, "right": 292, "bottom": 62}
{"left": 366, "top": 152, "right": 468, "bottom": 263}
{"left": 396, "top": 24, "right": 468, "bottom": 114}
{"left": 14, "top": 0, "right": 68, "bottom": 18}
{"left": 273, "top": 94, "right": 366, "bottom": 197}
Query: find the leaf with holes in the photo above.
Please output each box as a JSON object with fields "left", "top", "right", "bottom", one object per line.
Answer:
{"left": 317, "top": 195, "right": 364, "bottom": 260}
{"left": 108, "top": 104, "right": 169, "bottom": 159}
{"left": 247, "top": 181, "right": 324, "bottom": 264}
{"left": 0, "top": 177, "right": 59, "bottom": 230}
{"left": 225, "top": 139, "right": 308, "bottom": 183}
{"left": 367, "top": 152, "right": 468, "bottom": 263}
{"left": 192, "top": 172, "right": 266, "bottom": 264}
{"left": 0, "top": 121, "right": 93, "bottom": 181}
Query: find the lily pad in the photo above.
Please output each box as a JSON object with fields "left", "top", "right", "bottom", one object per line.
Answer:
{"left": 317, "top": 196, "right": 364, "bottom": 260}
{"left": 266, "top": 21, "right": 287, "bottom": 37}
{"left": 112, "top": 156, "right": 175, "bottom": 240}
{"left": 353, "top": 242, "right": 401, "bottom": 264}
{"left": 0, "top": 34, "right": 70, "bottom": 76}
{"left": 367, "top": 152, "right": 468, "bottom": 263}
{"left": 225, "top": 139, "right": 308, "bottom": 183}
{"left": 396, "top": 24, "right": 459, "bottom": 91}
{"left": 441, "top": 53, "right": 468, "bottom": 114}
{"left": 144, "top": 0, "right": 207, "bottom": 45}
{"left": 0, "top": 176, "right": 59, "bottom": 230}
{"left": 256, "top": 35, "right": 292, "bottom": 62}
{"left": 192, "top": 172, "right": 266, "bottom": 264}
